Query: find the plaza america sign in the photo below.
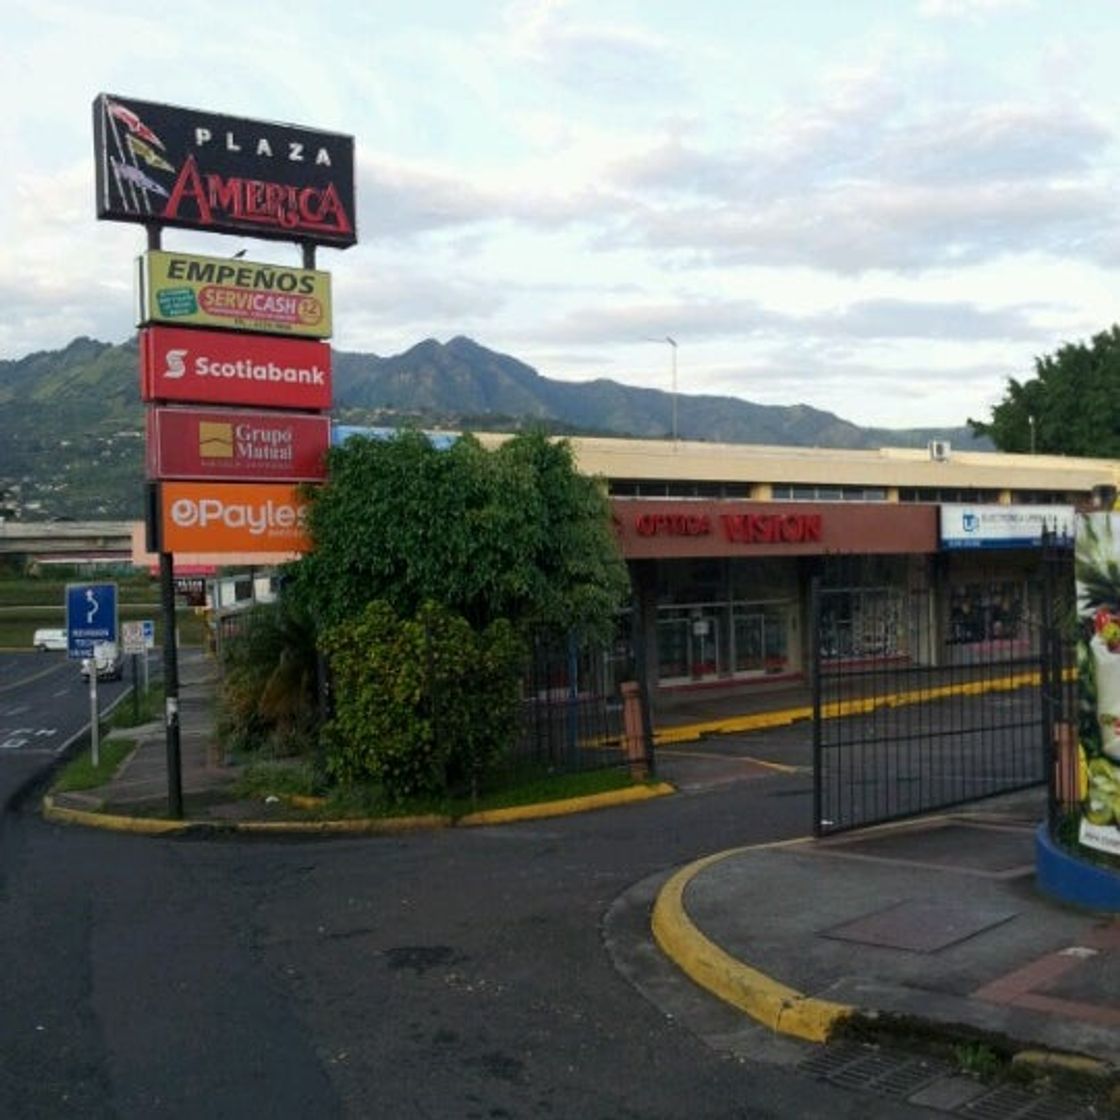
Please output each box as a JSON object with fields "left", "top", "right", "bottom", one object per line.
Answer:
{"left": 93, "top": 94, "right": 356, "bottom": 247}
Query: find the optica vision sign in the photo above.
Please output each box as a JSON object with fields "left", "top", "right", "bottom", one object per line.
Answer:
{"left": 140, "top": 325, "right": 332, "bottom": 410}
{"left": 147, "top": 408, "right": 331, "bottom": 482}
{"left": 93, "top": 94, "right": 356, "bottom": 247}
{"left": 137, "top": 250, "right": 332, "bottom": 338}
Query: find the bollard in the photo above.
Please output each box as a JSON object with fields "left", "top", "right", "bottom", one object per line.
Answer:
{"left": 621, "top": 681, "right": 649, "bottom": 781}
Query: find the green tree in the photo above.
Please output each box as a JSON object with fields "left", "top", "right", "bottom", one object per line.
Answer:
{"left": 290, "top": 429, "right": 629, "bottom": 640}
{"left": 216, "top": 594, "right": 320, "bottom": 757}
{"left": 969, "top": 326, "right": 1120, "bottom": 456}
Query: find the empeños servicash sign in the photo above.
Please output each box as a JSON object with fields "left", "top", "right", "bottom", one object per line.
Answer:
{"left": 93, "top": 94, "right": 356, "bottom": 247}
{"left": 137, "top": 250, "right": 332, "bottom": 338}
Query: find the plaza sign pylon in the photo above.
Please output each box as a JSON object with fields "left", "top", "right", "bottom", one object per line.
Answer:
{"left": 95, "top": 92, "right": 356, "bottom": 818}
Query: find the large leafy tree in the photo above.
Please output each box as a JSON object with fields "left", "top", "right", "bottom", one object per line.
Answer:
{"left": 290, "top": 429, "right": 630, "bottom": 641}
{"left": 969, "top": 326, "right": 1120, "bottom": 456}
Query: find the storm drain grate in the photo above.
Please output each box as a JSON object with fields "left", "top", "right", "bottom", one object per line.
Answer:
{"left": 961, "top": 1085, "right": 1093, "bottom": 1120}
{"left": 799, "top": 1042, "right": 949, "bottom": 1097}
{"left": 800, "top": 1044, "right": 1095, "bottom": 1120}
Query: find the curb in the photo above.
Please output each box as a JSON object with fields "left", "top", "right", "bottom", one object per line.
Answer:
{"left": 41, "top": 781, "right": 676, "bottom": 837}
{"left": 650, "top": 845, "right": 853, "bottom": 1044}
{"left": 655, "top": 671, "right": 1053, "bottom": 746}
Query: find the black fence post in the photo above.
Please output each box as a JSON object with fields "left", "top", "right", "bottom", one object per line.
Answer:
{"left": 810, "top": 574, "right": 823, "bottom": 837}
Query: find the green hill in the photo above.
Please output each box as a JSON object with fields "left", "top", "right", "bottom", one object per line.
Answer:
{"left": 0, "top": 335, "right": 987, "bottom": 520}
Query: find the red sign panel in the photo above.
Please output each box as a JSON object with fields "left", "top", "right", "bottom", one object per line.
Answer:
{"left": 141, "top": 326, "right": 332, "bottom": 410}
{"left": 147, "top": 407, "right": 331, "bottom": 482}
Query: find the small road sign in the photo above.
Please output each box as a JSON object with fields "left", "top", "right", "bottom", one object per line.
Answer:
{"left": 66, "top": 582, "right": 119, "bottom": 660}
{"left": 121, "top": 621, "right": 146, "bottom": 655}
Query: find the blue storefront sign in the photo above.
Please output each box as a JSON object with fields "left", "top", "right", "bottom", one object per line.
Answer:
{"left": 66, "top": 582, "right": 119, "bottom": 660}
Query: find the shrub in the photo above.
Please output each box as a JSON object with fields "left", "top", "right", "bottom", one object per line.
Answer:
{"left": 217, "top": 597, "right": 321, "bottom": 758}
{"left": 320, "top": 600, "right": 523, "bottom": 801}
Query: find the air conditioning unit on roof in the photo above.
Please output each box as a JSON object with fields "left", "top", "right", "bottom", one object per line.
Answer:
{"left": 928, "top": 440, "right": 951, "bottom": 462}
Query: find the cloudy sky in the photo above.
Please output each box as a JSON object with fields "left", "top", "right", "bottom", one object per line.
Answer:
{"left": 3, "top": 0, "right": 1119, "bottom": 428}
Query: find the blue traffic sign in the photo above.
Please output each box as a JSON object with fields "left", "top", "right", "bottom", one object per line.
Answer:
{"left": 66, "top": 582, "right": 119, "bottom": 660}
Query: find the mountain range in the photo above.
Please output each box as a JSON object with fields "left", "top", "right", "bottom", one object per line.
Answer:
{"left": 0, "top": 334, "right": 987, "bottom": 520}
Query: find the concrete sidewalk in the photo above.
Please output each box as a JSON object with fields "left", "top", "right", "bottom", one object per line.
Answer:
{"left": 653, "top": 789, "right": 1120, "bottom": 1081}
{"left": 50, "top": 648, "right": 240, "bottom": 820}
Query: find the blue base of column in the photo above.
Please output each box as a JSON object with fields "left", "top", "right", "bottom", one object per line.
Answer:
{"left": 1035, "top": 823, "right": 1120, "bottom": 913}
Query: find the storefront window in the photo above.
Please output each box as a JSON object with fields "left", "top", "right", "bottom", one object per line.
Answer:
{"left": 819, "top": 587, "right": 904, "bottom": 660}
{"left": 948, "top": 581, "right": 1025, "bottom": 645}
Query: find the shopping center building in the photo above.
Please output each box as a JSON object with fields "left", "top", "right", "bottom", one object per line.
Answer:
{"left": 543, "top": 436, "right": 1118, "bottom": 691}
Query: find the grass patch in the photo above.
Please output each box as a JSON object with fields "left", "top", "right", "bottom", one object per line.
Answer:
{"left": 0, "top": 607, "right": 206, "bottom": 649}
{"left": 52, "top": 737, "right": 136, "bottom": 793}
{"left": 233, "top": 759, "right": 321, "bottom": 800}
{"left": 230, "top": 759, "right": 643, "bottom": 822}
{"left": 107, "top": 685, "right": 165, "bottom": 730}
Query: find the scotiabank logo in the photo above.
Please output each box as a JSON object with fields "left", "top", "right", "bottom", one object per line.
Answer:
{"left": 141, "top": 326, "right": 332, "bottom": 410}
{"left": 164, "top": 349, "right": 188, "bottom": 378}
{"left": 160, "top": 482, "right": 311, "bottom": 553}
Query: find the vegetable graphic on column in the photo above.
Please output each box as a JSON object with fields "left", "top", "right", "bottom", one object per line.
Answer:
{"left": 1075, "top": 513, "right": 1120, "bottom": 852}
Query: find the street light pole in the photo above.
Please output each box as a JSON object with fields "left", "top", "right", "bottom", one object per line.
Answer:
{"left": 646, "top": 336, "right": 679, "bottom": 442}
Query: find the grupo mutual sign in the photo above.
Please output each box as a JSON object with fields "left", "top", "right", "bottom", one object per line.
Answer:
{"left": 147, "top": 407, "right": 331, "bottom": 482}
{"left": 93, "top": 94, "right": 356, "bottom": 247}
{"left": 137, "top": 250, "right": 332, "bottom": 338}
{"left": 141, "top": 325, "right": 332, "bottom": 411}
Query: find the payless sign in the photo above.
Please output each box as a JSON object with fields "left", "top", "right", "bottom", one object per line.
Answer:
{"left": 93, "top": 94, "right": 356, "bottom": 247}
{"left": 138, "top": 250, "right": 332, "bottom": 338}
{"left": 157, "top": 481, "right": 311, "bottom": 553}
{"left": 141, "top": 325, "right": 332, "bottom": 410}
{"left": 147, "top": 408, "right": 331, "bottom": 482}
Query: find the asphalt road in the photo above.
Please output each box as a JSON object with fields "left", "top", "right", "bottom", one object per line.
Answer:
{"left": 0, "top": 651, "right": 133, "bottom": 811}
{"left": 0, "top": 670, "right": 946, "bottom": 1119}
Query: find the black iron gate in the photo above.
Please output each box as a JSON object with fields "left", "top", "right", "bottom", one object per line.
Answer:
{"left": 812, "top": 551, "right": 1070, "bottom": 836}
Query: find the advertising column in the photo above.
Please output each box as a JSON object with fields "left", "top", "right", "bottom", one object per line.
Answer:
{"left": 94, "top": 93, "right": 356, "bottom": 817}
{"left": 1074, "top": 513, "right": 1120, "bottom": 860}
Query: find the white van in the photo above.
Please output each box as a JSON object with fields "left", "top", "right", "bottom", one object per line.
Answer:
{"left": 32, "top": 628, "right": 67, "bottom": 651}
{"left": 80, "top": 641, "right": 123, "bottom": 681}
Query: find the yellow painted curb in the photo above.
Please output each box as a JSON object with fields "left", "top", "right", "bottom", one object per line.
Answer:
{"left": 42, "top": 795, "right": 191, "bottom": 835}
{"left": 1011, "top": 1050, "right": 1113, "bottom": 1079}
{"left": 458, "top": 781, "right": 675, "bottom": 826}
{"left": 651, "top": 848, "right": 853, "bottom": 1044}
{"left": 41, "top": 782, "right": 676, "bottom": 836}
{"left": 654, "top": 670, "right": 1072, "bottom": 747}
{"left": 234, "top": 814, "right": 451, "bottom": 834}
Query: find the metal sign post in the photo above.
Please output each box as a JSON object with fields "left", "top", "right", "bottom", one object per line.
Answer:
{"left": 89, "top": 670, "right": 100, "bottom": 769}
{"left": 66, "top": 580, "right": 118, "bottom": 772}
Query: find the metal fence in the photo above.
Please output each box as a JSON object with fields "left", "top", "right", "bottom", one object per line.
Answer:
{"left": 512, "top": 633, "right": 641, "bottom": 777}
{"left": 812, "top": 554, "right": 1064, "bottom": 836}
{"left": 1039, "top": 545, "right": 1082, "bottom": 844}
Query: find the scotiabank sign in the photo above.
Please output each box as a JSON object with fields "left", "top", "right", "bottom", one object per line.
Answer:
{"left": 147, "top": 408, "right": 330, "bottom": 482}
{"left": 141, "top": 326, "right": 331, "bottom": 410}
{"left": 159, "top": 482, "right": 311, "bottom": 554}
{"left": 93, "top": 94, "right": 356, "bottom": 247}
{"left": 138, "top": 251, "right": 332, "bottom": 338}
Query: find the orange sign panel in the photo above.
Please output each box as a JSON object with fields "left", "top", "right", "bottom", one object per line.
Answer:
{"left": 160, "top": 482, "right": 311, "bottom": 554}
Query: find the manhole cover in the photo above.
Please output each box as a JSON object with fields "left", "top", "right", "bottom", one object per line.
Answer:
{"left": 821, "top": 899, "right": 1018, "bottom": 953}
